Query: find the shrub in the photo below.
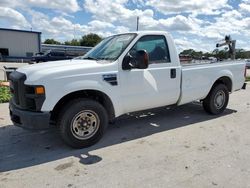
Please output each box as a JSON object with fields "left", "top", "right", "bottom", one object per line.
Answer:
{"left": 0, "top": 81, "right": 11, "bottom": 103}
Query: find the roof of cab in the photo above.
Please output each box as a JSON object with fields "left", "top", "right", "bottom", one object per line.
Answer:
{"left": 124, "top": 30, "right": 169, "bottom": 35}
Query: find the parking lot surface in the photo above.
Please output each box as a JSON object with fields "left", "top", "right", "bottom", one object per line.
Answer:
{"left": 0, "top": 84, "right": 250, "bottom": 188}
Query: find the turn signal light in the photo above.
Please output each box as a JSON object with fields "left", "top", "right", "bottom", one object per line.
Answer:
{"left": 35, "top": 86, "right": 45, "bottom": 95}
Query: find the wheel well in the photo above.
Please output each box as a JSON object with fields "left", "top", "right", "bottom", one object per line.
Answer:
{"left": 213, "top": 76, "right": 232, "bottom": 92}
{"left": 51, "top": 90, "right": 115, "bottom": 122}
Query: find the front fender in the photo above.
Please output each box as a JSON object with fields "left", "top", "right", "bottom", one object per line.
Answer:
{"left": 41, "top": 80, "right": 122, "bottom": 117}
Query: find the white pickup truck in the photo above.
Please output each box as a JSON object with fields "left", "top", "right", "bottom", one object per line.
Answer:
{"left": 9, "top": 31, "right": 247, "bottom": 148}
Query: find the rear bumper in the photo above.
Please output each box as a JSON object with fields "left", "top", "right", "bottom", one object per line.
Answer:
{"left": 9, "top": 100, "right": 51, "bottom": 130}
{"left": 242, "top": 82, "right": 247, "bottom": 90}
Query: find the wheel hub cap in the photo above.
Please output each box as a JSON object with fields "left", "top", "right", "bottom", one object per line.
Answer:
{"left": 71, "top": 110, "right": 100, "bottom": 140}
{"left": 214, "top": 90, "right": 226, "bottom": 109}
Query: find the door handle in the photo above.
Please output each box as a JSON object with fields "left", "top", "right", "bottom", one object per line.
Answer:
{"left": 170, "top": 69, "right": 176, "bottom": 79}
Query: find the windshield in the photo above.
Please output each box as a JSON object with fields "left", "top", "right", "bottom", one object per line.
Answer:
{"left": 78, "top": 33, "right": 136, "bottom": 61}
{"left": 43, "top": 50, "right": 51, "bottom": 55}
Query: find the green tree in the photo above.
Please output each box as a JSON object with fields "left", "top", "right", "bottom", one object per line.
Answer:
{"left": 203, "top": 52, "right": 212, "bottom": 58}
{"left": 44, "top": 39, "right": 61, "bottom": 45}
{"left": 212, "top": 49, "right": 219, "bottom": 55}
{"left": 80, "top": 33, "right": 102, "bottom": 47}
{"left": 180, "top": 49, "right": 195, "bottom": 56}
{"left": 64, "top": 39, "right": 80, "bottom": 46}
{"left": 217, "top": 49, "right": 227, "bottom": 60}
{"left": 180, "top": 48, "right": 250, "bottom": 60}
{"left": 236, "top": 49, "right": 246, "bottom": 59}
{"left": 180, "top": 49, "right": 203, "bottom": 59}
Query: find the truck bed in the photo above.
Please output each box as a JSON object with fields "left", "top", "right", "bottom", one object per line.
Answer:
{"left": 178, "top": 60, "right": 246, "bottom": 105}
{"left": 181, "top": 59, "right": 241, "bottom": 66}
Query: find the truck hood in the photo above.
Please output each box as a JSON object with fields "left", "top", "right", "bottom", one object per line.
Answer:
{"left": 17, "top": 59, "right": 116, "bottom": 84}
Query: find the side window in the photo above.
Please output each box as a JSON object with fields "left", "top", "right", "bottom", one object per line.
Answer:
{"left": 50, "top": 52, "right": 64, "bottom": 56}
{"left": 49, "top": 52, "right": 55, "bottom": 56}
{"left": 57, "top": 52, "right": 65, "bottom": 56}
{"left": 130, "top": 35, "right": 171, "bottom": 64}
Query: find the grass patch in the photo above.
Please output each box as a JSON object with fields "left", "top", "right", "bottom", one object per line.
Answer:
{"left": 246, "top": 76, "right": 250, "bottom": 82}
{"left": 0, "top": 80, "right": 11, "bottom": 103}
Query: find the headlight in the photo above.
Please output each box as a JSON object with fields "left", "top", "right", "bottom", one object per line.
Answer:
{"left": 25, "top": 85, "right": 46, "bottom": 111}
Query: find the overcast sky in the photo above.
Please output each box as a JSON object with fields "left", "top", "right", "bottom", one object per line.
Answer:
{"left": 0, "top": 0, "right": 250, "bottom": 52}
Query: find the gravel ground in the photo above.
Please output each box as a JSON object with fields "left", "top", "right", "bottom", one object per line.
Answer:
{"left": 0, "top": 85, "right": 250, "bottom": 188}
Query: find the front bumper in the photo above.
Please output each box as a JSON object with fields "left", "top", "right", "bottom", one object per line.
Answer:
{"left": 9, "top": 100, "right": 51, "bottom": 130}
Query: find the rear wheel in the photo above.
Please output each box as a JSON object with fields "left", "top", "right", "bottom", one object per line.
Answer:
{"left": 57, "top": 98, "right": 108, "bottom": 148}
{"left": 203, "top": 84, "right": 229, "bottom": 115}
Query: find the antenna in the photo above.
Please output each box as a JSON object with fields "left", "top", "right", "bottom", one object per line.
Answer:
{"left": 136, "top": 16, "right": 139, "bottom": 31}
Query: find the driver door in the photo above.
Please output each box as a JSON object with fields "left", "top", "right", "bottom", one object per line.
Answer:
{"left": 119, "top": 35, "right": 181, "bottom": 113}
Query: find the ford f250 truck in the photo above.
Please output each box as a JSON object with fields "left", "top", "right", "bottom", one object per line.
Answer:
{"left": 9, "top": 31, "right": 247, "bottom": 148}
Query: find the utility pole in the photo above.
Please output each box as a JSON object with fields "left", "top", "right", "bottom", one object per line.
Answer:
{"left": 73, "top": 26, "right": 76, "bottom": 40}
{"left": 136, "top": 16, "right": 139, "bottom": 31}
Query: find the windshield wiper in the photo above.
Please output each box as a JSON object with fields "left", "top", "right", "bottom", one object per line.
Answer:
{"left": 82, "top": 56, "right": 97, "bottom": 60}
{"left": 97, "top": 57, "right": 109, "bottom": 60}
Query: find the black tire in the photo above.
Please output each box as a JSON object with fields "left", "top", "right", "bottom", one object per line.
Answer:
{"left": 57, "top": 98, "right": 108, "bottom": 148}
{"left": 203, "top": 84, "right": 229, "bottom": 115}
{"left": 109, "top": 119, "right": 116, "bottom": 125}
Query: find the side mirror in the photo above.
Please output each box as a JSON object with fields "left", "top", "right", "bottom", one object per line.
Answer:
{"left": 136, "top": 50, "right": 149, "bottom": 69}
{"left": 122, "top": 50, "right": 149, "bottom": 70}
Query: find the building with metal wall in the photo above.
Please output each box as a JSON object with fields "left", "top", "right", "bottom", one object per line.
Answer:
{"left": 0, "top": 28, "right": 41, "bottom": 61}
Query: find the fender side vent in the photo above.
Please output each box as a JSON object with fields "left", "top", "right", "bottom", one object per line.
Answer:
{"left": 103, "top": 74, "right": 118, "bottom": 86}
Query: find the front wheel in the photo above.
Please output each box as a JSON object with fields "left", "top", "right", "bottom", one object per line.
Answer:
{"left": 203, "top": 84, "right": 229, "bottom": 115}
{"left": 57, "top": 99, "right": 108, "bottom": 148}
